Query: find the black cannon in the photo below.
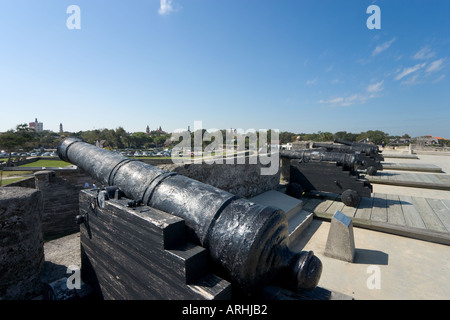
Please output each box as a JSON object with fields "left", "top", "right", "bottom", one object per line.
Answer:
{"left": 280, "top": 149, "right": 362, "bottom": 170}
{"left": 57, "top": 137, "right": 322, "bottom": 298}
{"left": 312, "top": 139, "right": 384, "bottom": 176}
{"left": 333, "top": 139, "right": 384, "bottom": 162}
{"left": 280, "top": 149, "right": 372, "bottom": 207}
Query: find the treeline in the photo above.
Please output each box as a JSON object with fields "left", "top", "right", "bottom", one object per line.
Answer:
{"left": 0, "top": 123, "right": 429, "bottom": 153}
{"left": 0, "top": 125, "right": 172, "bottom": 152}
{"left": 279, "top": 130, "right": 395, "bottom": 145}
{"left": 73, "top": 127, "right": 170, "bottom": 149}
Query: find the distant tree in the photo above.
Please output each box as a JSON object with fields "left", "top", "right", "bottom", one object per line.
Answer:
{"left": 319, "top": 131, "right": 334, "bottom": 142}
{"left": 0, "top": 124, "right": 35, "bottom": 166}
{"left": 357, "top": 130, "right": 389, "bottom": 145}
{"left": 303, "top": 132, "right": 321, "bottom": 141}
{"left": 131, "top": 132, "right": 153, "bottom": 148}
{"left": 334, "top": 131, "right": 358, "bottom": 142}
{"left": 153, "top": 135, "right": 167, "bottom": 147}
{"left": 279, "top": 131, "right": 296, "bottom": 144}
{"left": 34, "top": 130, "right": 60, "bottom": 148}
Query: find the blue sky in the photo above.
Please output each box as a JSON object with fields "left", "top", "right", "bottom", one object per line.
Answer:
{"left": 0, "top": 0, "right": 449, "bottom": 137}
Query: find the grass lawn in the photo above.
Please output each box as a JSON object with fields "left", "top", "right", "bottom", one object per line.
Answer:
{"left": 19, "top": 160, "right": 72, "bottom": 167}
{"left": 0, "top": 176, "right": 31, "bottom": 186}
{"left": 0, "top": 170, "right": 33, "bottom": 178}
{"left": 1, "top": 159, "right": 71, "bottom": 185}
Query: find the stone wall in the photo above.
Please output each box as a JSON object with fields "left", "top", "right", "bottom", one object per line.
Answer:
{"left": 4, "top": 176, "right": 36, "bottom": 188}
{"left": 157, "top": 156, "right": 281, "bottom": 198}
{"left": 4, "top": 169, "right": 100, "bottom": 241}
{"left": 0, "top": 187, "right": 44, "bottom": 299}
{"left": 33, "top": 170, "right": 100, "bottom": 240}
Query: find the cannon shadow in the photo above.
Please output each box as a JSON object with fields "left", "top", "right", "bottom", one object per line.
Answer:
{"left": 353, "top": 249, "right": 388, "bottom": 265}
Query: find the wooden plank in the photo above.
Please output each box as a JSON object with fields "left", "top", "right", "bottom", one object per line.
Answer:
{"left": 398, "top": 195, "right": 426, "bottom": 229}
{"left": 290, "top": 161, "right": 371, "bottom": 197}
{"left": 364, "top": 221, "right": 450, "bottom": 246}
{"left": 354, "top": 196, "right": 374, "bottom": 221}
{"left": 436, "top": 174, "right": 450, "bottom": 184}
{"left": 416, "top": 173, "right": 436, "bottom": 184}
{"left": 381, "top": 163, "right": 442, "bottom": 173}
{"left": 387, "top": 172, "right": 401, "bottom": 181}
{"left": 312, "top": 197, "right": 337, "bottom": 215}
{"left": 371, "top": 193, "right": 387, "bottom": 223}
{"left": 410, "top": 197, "right": 447, "bottom": 233}
{"left": 402, "top": 172, "right": 417, "bottom": 183}
{"left": 324, "top": 199, "right": 346, "bottom": 216}
{"left": 382, "top": 154, "right": 419, "bottom": 159}
{"left": 78, "top": 190, "right": 230, "bottom": 300}
{"left": 368, "top": 171, "right": 450, "bottom": 190}
{"left": 425, "top": 199, "right": 450, "bottom": 233}
{"left": 386, "top": 194, "right": 406, "bottom": 226}
{"left": 428, "top": 173, "right": 450, "bottom": 184}
{"left": 340, "top": 203, "right": 358, "bottom": 218}
{"left": 382, "top": 172, "right": 392, "bottom": 181}
{"left": 424, "top": 173, "right": 445, "bottom": 185}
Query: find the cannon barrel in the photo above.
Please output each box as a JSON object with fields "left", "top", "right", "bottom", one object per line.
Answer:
{"left": 57, "top": 137, "right": 322, "bottom": 296}
{"left": 311, "top": 143, "right": 383, "bottom": 175}
{"left": 312, "top": 142, "right": 356, "bottom": 153}
{"left": 280, "top": 149, "right": 362, "bottom": 169}
{"left": 333, "top": 139, "right": 381, "bottom": 155}
{"left": 333, "top": 139, "right": 353, "bottom": 147}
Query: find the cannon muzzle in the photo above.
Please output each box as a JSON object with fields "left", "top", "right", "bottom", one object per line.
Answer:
{"left": 58, "top": 137, "right": 322, "bottom": 296}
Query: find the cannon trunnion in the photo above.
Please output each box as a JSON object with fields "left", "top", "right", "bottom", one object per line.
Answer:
{"left": 58, "top": 137, "right": 322, "bottom": 299}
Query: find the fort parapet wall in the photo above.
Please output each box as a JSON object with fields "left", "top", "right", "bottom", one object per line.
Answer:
{"left": 3, "top": 158, "right": 280, "bottom": 241}
{"left": 5, "top": 169, "right": 99, "bottom": 240}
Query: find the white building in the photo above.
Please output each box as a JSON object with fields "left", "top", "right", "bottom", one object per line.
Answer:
{"left": 29, "top": 118, "right": 43, "bottom": 132}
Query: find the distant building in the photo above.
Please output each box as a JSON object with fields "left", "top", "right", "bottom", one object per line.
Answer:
{"left": 155, "top": 126, "right": 166, "bottom": 134}
{"left": 59, "top": 123, "right": 64, "bottom": 133}
{"left": 389, "top": 138, "right": 411, "bottom": 146}
{"left": 414, "top": 135, "right": 440, "bottom": 145}
{"left": 281, "top": 142, "right": 293, "bottom": 150}
{"left": 147, "top": 126, "right": 167, "bottom": 135}
{"left": 29, "top": 118, "right": 43, "bottom": 132}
